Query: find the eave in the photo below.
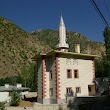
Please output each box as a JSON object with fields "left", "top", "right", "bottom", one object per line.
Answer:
{"left": 32, "top": 50, "right": 99, "bottom": 61}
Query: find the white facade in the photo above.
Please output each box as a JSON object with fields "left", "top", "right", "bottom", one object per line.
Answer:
{"left": 58, "top": 56, "right": 94, "bottom": 99}
{"left": 36, "top": 51, "right": 96, "bottom": 104}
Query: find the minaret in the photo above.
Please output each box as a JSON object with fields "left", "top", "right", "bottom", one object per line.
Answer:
{"left": 57, "top": 16, "right": 69, "bottom": 51}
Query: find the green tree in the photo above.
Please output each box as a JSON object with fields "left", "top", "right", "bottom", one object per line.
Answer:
{"left": 103, "top": 27, "right": 110, "bottom": 60}
{"left": 21, "top": 63, "right": 36, "bottom": 91}
{"left": 95, "top": 27, "right": 110, "bottom": 77}
{"left": 103, "top": 27, "right": 110, "bottom": 76}
{"left": 10, "top": 91, "right": 20, "bottom": 106}
{"left": 95, "top": 57, "right": 109, "bottom": 77}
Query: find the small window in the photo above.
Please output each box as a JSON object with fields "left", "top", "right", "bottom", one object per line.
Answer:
{"left": 66, "top": 87, "right": 72, "bottom": 94}
{"left": 50, "top": 70, "right": 52, "bottom": 80}
{"left": 88, "top": 87, "right": 91, "bottom": 92}
{"left": 76, "top": 87, "right": 81, "bottom": 93}
{"left": 67, "top": 69, "right": 72, "bottom": 78}
{"left": 50, "top": 88, "right": 53, "bottom": 96}
{"left": 74, "top": 69, "right": 79, "bottom": 78}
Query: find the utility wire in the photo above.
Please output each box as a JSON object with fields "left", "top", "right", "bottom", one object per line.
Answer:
{"left": 90, "top": 0, "right": 110, "bottom": 28}
{"left": 104, "top": 0, "right": 110, "bottom": 20}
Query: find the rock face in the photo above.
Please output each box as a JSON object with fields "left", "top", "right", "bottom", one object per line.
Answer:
{"left": 0, "top": 16, "right": 105, "bottom": 78}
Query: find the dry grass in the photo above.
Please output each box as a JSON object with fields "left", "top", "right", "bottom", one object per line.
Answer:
{"left": 19, "top": 100, "right": 33, "bottom": 107}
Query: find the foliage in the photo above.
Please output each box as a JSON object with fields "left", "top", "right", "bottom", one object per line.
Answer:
{"left": 0, "top": 75, "right": 23, "bottom": 86}
{"left": 103, "top": 27, "right": 110, "bottom": 60}
{"left": 103, "top": 27, "right": 110, "bottom": 76}
{"left": 20, "top": 63, "right": 37, "bottom": 91}
{"left": 95, "top": 57, "right": 109, "bottom": 77}
{"left": 0, "top": 16, "right": 50, "bottom": 78}
{"left": 95, "top": 27, "right": 110, "bottom": 77}
{"left": 31, "top": 29, "right": 105, "bottom": 56}
{"left": 0, "top": 63, "right": 37, "bottom": 91}
{"left": 10, "top": 91, "right": 20, "bottom": 106}
{"left": 0, "top": 102, "right": 6, "bottom": 110}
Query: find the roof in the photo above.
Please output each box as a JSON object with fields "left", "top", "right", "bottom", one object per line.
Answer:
{"left": 33, "top": 50, "right": 99, "bottom": 60}
{"left": 25, "top": 92, "right": 37, "bottom": 98}
{"left": 0, "top": 85, "right": 29, "bottom": 92}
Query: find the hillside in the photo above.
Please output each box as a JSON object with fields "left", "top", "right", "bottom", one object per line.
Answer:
{"left": 31, "top": 29, "right": 105, "bottom": 55}
{"left": 0, "top": 16, "right": 50, "bottom": 78}
{"left": 0, "top": 16, "right": 105, "bottom": 78}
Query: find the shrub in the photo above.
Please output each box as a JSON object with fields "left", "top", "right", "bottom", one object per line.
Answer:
{"left": 0, "top": 102, "right": 6, "bottom": 110}
{"left": 10, "top": 91, "right": 20, "bottom": 106}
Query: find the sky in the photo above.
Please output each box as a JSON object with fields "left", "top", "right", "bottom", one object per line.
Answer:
{"left": 0, "top": 0, "right": 110, "bottom": 42}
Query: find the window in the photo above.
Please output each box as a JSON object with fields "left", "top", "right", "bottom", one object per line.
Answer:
{"left": 67, "top": 69, "right": 72, "bottom": 78}
{"left": 50, "top": 88, "right": 53, "bottom": 96}
{"left": 49, "top": 70, "right": 52, "bottom": 80}
{"left": 76, "top": 87, "right": 81, "bottom": 93}
{"left": 74, "top": 69, "right": 79, "bottom": 78}
{"left": 66, "top": 87, "right": 72, "bottom": 94}
{"left": 88, "top": 87, "right": 91, "bottom": 92}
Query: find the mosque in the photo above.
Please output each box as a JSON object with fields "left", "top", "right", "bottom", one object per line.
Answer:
{"left": 33, "top": 16, "right": 97, "bottom": 104}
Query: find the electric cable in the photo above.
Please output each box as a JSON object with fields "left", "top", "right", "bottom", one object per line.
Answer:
{"left": 90, "top": 0, "right": 110, "bottom": 28}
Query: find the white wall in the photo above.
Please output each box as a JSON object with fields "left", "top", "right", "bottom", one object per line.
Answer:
{"left": 59, "top": 56, "right": 94, "bottom": 99}
{"left": 45, "top": 55, "right": 56, "bottom": 99}
{"left": 0, "top": 92, "right": 10, "bottom": 102}
{"left": 21, "top": 91, "right": 29, "bottom": 96}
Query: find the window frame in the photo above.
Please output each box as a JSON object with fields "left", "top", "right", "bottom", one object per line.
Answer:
{"left": 50, "top": 88, "right": 53, "bottom": 96}
{"left": 49, "top": 70, "right": 53, "bottom": 80}
{"left": 88, "top": 86, "right": 91, "bottom": 92}
{"left": 76, "top": 87, "right": 81, "bottom": 93}
{"left": 67, "top": 69, "right": 72, "bottom": 78}
{"left": 74, "top": 69, "right": 79, "bottom": 78}
{"left": 66, "top": 87, "right": 72, "bottom": 94}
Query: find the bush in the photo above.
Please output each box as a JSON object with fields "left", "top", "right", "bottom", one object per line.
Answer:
{"left": 0, "top": 102, "right": 6, "bottom": 110}
{"left": 10, "top": 91, "right": 20, "bottom": 106}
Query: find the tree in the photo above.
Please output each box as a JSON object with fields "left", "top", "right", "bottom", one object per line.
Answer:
{"left": 10, "top": 91, "right": 20, "bottom": 106}
{"left": 95, "top": 57, "right": 109, "bottom": 77}
{"left": 21, "top": 63, "right": 37, "bottom": 91}
{"left": 103, "top": 27, "right": 110, "bottom": 76}
{"left": 95, "top": 27, "right": 110, "bottom": 77}
{"left": 103, "top": 27, "right": 110, "bottom": 60}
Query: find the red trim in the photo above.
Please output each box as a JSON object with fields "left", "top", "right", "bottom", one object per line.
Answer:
{"left": 55, "top": 54, "right": 61, "bottom": 99}
{"left": 42, "top": 56, "right": 46, "bottom": 98}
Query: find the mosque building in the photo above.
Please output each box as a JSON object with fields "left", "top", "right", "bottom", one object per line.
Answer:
{"left": 33, "top": 16, "right": 97, "bottom": 104}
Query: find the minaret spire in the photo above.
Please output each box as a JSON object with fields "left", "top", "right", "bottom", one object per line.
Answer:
{"left": 57, "top": 15, "right": 69, "bottom": 51}
{"left": 60, "top": 15, "right": 65, "bottom": 26}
